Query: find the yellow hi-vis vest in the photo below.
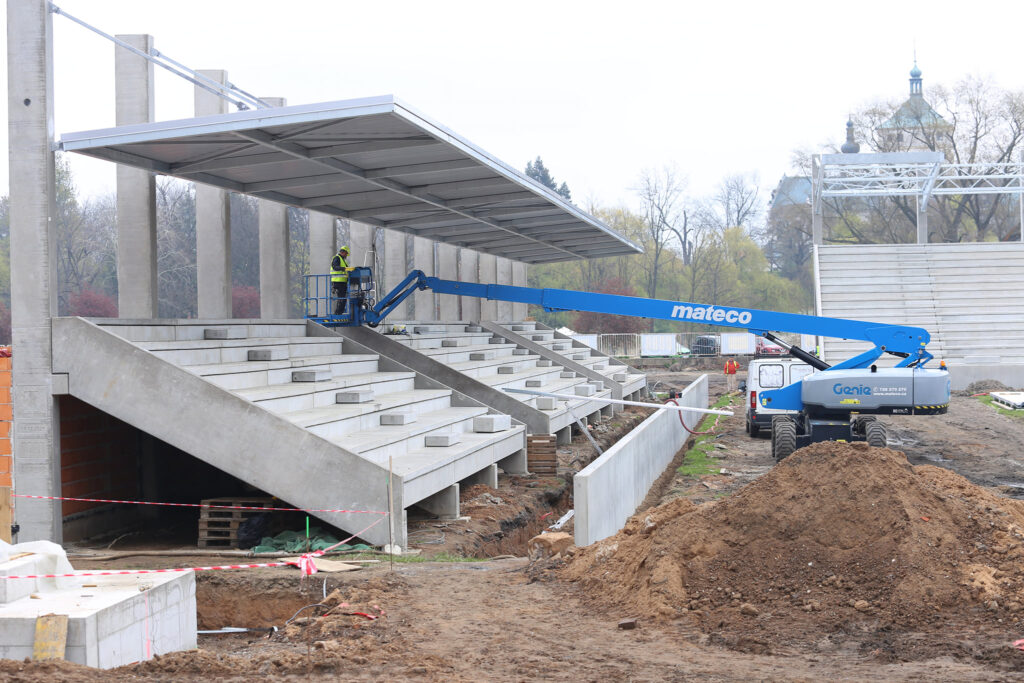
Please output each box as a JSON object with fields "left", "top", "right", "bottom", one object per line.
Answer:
{"left": 331, "top": 255, "right": 349, "bottom": 283}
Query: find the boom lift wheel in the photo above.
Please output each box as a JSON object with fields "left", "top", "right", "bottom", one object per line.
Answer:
{"left": 772, "top": 416, "right": 797, "bottom": 461}
{"left": 866, "top": 420, "right": 887, "bottom": 448}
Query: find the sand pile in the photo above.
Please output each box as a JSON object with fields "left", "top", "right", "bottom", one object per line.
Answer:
{"left": 564, "top": 442, "right": 1024, "bottom": 640}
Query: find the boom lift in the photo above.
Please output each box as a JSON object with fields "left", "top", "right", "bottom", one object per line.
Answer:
{"left": 305, "top": 268, "right": 950, "bottom": 461}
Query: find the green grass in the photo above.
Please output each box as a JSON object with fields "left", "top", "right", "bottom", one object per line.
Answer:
{"left": 978, "top": 395, "right": 1024, "bottom": 421}
{"left": 676, "top": 394, "right": 737, "bottom": 478}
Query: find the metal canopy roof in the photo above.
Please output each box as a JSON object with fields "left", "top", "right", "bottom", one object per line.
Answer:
{"left": 60, "top": 95, "right": 642, "bottom": 264}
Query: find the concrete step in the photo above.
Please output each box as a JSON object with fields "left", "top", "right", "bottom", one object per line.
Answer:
{"left": 339, "top": 406, "right": 491, "bottom": 461}
{"left": 281, "top": 389, "right": 456, "bottom": 440}
{"left": 236, "top": 372, "right": 417, "bottom": 413}
{"left": 184, "top": 354, "right": 380, "bottom": 390}
{"left": 142, "top": 337, "right": 344, "bottom": 365}
{"left": 446, "top": 355, "right": 544, "bottom": 379}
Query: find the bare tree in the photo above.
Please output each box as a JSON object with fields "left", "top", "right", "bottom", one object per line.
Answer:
{"left": 634, "top": 167, "right": 689, "bottom": 306}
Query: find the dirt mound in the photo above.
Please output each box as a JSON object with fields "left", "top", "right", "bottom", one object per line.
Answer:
{"left": 563, "top": 441, "right": 1024, "bottom": 649}
{"left": 964, "top": 379, "right": 1014, "bottom": 394}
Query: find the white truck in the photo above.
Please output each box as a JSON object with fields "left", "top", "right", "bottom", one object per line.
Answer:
{"left": 744, "top": 358, "right": 815, "bottom": 437}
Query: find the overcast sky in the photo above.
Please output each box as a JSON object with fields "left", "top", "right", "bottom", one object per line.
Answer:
{"left": 3, "top": 0, "right": 1024, "bottom": 211}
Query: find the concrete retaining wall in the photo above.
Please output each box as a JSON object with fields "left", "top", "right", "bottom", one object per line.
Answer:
{"left": 573, "top": 375, "right": 708, "bottom": 546}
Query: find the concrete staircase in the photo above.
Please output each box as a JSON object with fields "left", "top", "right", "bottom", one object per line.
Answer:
{"left": 51, "top": 318, "right": 527, "bottom": 547}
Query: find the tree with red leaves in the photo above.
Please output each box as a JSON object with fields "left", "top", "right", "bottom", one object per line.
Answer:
{"left": 67, "top": 288, "right": 117, "bottom": 318}
{"left": 570, "top": 279, "right": 649, "bottom": 334}
{"left": 232, "top": 285, "right": 260, "bottom": 319}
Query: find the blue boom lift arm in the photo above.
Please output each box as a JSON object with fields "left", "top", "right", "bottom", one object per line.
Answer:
{"left": 349, "top": 269, "right": 933, "bottom": 372}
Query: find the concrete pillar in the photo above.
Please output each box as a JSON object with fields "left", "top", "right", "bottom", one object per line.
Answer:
{"left": 257, "top": 97, "right": 289, "bottom": 319}
{"left": 416, "top": 484, "right": 460, "bottom": 519}
{"left": 478, "top": 253, "right": 498, "bottom": 322}
{"left": 916, "top": 197, "right": 929, "bottom": 244}
{"left": 511, "top": 260, "right": 528, "bottom": 321}
{"left": 349, "top": 221, "right": 373, "bottom": 270}
{"left": 383, "top": 230, "right": 409, "bottom": 319}
{"left": 495, "top": 256, "right": 513, "bottom": 322}
{"left": 7, "top": 0, "right": 62, "bottom": 542}
{"left": 812, "top": 209, "right": 823, "bottom": 245}
{"left": 308, "top": 212, "right": 336, "bottom": 317}
{"left": 498, "top": 448, "right": 529, "bottom": 475}
{"left": 114, "top": 34, "right": 157, "bottom": 318}
{"left": 458, "top": 249, "right": 481, "bottom": 322}
{"left": 437, "top": 244, "right": 459, "bottom": 320}
{"left": 195, "top": 70, "right": 232, "bottom": 318}
{"left": 462, "top": 464, "right": 499, "bottom": 489}
{"left": 412, "top": 236, "right": 435, "bottom": 321}
{"left": 556, "top": 425, "right": 572, "bottom": 446}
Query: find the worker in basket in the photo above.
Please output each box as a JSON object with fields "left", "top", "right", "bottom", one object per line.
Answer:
{"left": 330, "top": 246, "right": 351, "bottom": 315}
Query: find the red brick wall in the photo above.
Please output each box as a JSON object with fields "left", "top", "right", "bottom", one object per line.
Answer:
{"left": 59, "top": 396, "right": 140, "bottom": 518}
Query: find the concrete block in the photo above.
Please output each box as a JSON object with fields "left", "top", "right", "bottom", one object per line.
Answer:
{"left": 537, "top": 360, "right": 553, "bottom": 367}
{"left": 594, "top": 364, "right": 607, "bottom": 370}
{"left": 336, "top": 389, "right": 374, "bottom": 404}
{"left": 441, "top": 338, "right": 469, "bottom": 347}
{"left": 531, "top": 335, "right": 546, "bottom": 341}
{"left": 248, "top": 348, "right": 287, "bottom": 361}
{"left": 553, "top": 344, "right": 569, "bottom": 351}
{"left": 510, "top": 325, "right": 528, "bottom": 331}
{"left": 292, "top": 369, "right": 332, "bottom": 382}
{"left": 204, "top": 327, "right": 245, "bottom": 340}
{"left": 590, "top": 381, "right": 605, "bottom": 391}
{"left": 474, "top": 414, "right": 512, "bottom": 433}
{"left": 613, "top": 372, "right": 628, "bottom": 382}
{"left": 512, "top": 348, "right": 529, "bottom": 356}
{"left": 575, "top": 384, "right": 597, "bottom": 397}
{"left": 469, "top": 351, "right": 496, "bottom": 361}
{"left": 488, "top": 337, "right": 505, "bottom": 344}
{"left": 572, "top": 353, "right": 587, "bottom": 360}
{"left": 537, "top": 397, "right": 558, "bottom": 410}
{"left": 560, "top": 371, "right": 576, "bottom": 378}
{"left": 380, "top": 411, "right": 417, "bottom": 425}
{"left": 464, "top": 325, "right": 483, "bottom": 333}
{"left": 425, "top": 433, "right": 461, "bottom": 447}
{"left": 414, "top": 326, "right": 444, "bottom": 333}
{"left": 497, "top": 366, "right": 515, "bottom": 374}
{"left": 526, "top": 380, "right": 543, "bottom": 387}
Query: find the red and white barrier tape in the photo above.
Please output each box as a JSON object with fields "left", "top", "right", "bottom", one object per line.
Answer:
{"left": 0, "top": 513, "right": 390, "bottom": 579}
{"left": 13, "top": 494, "right": 386, "bottom": 516}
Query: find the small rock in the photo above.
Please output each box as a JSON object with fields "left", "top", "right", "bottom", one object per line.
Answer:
{"left": 617, "top": 618, "right": 638, "bottom": 630}
{"left": 382, "top": 544, "right": 403, "bottom": 556}
{"left": 528, "top": 532, "right": 574, "bottom": 560}
{"left": 853, "top": 600, "right": 871, "bottom": 613}
{"left": 986, "top": 600, "right": 1000, "bottom": 611}
{"left": 739, "top": 603, "right": 760, "bottom": 616}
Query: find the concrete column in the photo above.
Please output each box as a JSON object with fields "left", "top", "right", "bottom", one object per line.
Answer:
{"left": 916, "top": 197, "right": 929, "bottom": 244}
{"left": 498, "top": 448, "right": 529, "bottom": 475}
{"left": 511, "top": 260, "right": 528, "bottom": 321}
{"left": 478, "top": 253, "right": 498, "bottom": 322}
{"left": 349, "top": 221, "right": 373, "bottom": 270}
{"left": 458, "top": 249, "right": 481, "bottom": 322}
{"left": 417, "top": 484, "right": 459, "bottom": 519}
{"left": 383, "top": 230, "right": 410, "bottom": 319}
{"left": 412, "top": 236, "right": 435, "bottom": 321}
{"left": 114, "top": 34, "right": 157, "bottom": 318}
{"left": 308, "top": 212, "right": 336, "bottom": 316}
{"left": 495, "top": 256, "right": 513, "bottom": 322}
{"left": 7, "top": 0, "right": 62, "bottom": 542}
{"left": 812, "top": 209, "right": 823, "bottom": 245}
{"left": 257, "top": 97, "right": 289, "bottom": 319}
{"left": 437, "top": 244, "right": 459, "bottom": 320}
{"left": 195, "top": 70, "right": 232, "bottom": 318}
{"left": 462, "top": 464, "right": 498, "bottom": 489}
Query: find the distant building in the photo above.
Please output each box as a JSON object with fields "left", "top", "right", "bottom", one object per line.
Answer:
{"left": 876, "top": 62, "right": 949, "bottom": 151}
{"left": 769, "top": 175, "right": 811, "bottom": 210}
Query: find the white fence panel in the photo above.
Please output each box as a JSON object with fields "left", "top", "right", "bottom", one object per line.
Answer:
{"left": 639, "top": 334, "right": 678, "bottom": 357}
{"left": 571, "top": 334, "right": 598, "bottom": 350}
{"left": 721, "top": 333, "right": 755, "bottom": 355}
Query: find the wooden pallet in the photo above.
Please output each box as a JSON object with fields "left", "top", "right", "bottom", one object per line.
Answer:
{"left": 197, "top": 496, "right": 273, "bottom": 548}
{"left": 527, "top": 435, "right": 558, "bottom": 476}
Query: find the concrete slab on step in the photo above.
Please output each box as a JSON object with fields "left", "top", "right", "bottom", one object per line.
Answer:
{"left": 613, "top": 373, "right": 628, "bottom": 382}
{"left": 537, "top": 397, "right": 558, "bottom": 410}
{"left": 526, "top": 380, "right": 543, "bottom": 387}
{"left": 248, "top": 348, "right": 288, "bottom": 361}
{"left": 204, "top": 327, "right": 245, "bottom": 340}
{"left": 425, "top": 433, "right": 461, "bottom": 447}
{"left": 560, "top": 371, "right": 576, "bottom": 378}
{"left": 336, "top": 389, "right": 375, "bottom": 404}
{"left": 488, "top": 337, "right": 505, "bottom": 344}
{"left": 537, "top": 360, "right": 553, "bottom": 367}
{"left": 465, "top": 325, "right": 483, "bottom": 333}
{"left": 469, "top": 351, "right": 496, "bottom": 361}
{"left": 380, "top": 411, "right": 417, "bottom": 426}
{"left": 552, "top": 344, "right": 569, "bottom": 351}
{"left": 414, "top": 326, "right": 444, "bottom": 334}
{"left": 575, "top": 384, "right": 597, "bottom": 397}
{"left": 571, "top": 353, "right": 587, "bottom": 360}
{"left": 292, "top": 369, "right": 332, "bottom": 382}
{"left": 474, "top": 414, "right": 512, "bottom": 433}
{"left": 510, "top": 325, "right": 528, "bottom": 331}
{"left": 594, "top": 364, "right": 607, "bottom": 370}
{"left": 512, "top": 348, "right": 529, "bottom": 355}
{"left": 497, "top": 366, "right": 515, "bottom": 374}
{"left": 442, "top": 338, "right": 469, "bottom": 347}
{"left": 531, "top": 335, "right": 546, "bottom": 341}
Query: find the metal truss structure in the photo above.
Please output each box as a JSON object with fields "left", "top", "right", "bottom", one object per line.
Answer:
{"left": 811, "top": 151, "right": 1024, "bottom": 243}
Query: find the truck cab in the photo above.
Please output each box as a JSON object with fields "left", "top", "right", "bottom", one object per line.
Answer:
{"left": 745, "top": 357, "right": 815, "bottom": 437}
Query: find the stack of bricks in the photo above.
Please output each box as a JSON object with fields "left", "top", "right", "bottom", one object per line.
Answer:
{"left": 526, "top": 434, "right": 557, "bottom": 477}
{"left": 0, "top": 348, "right": 10, "bottom": 490}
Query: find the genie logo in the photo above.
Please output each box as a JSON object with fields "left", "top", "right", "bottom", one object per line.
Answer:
{"left": 833, "top": 383, "right": 872, "bottom": 396}
{"left": 670, "top": 304, "right": 752, "bottom": 325}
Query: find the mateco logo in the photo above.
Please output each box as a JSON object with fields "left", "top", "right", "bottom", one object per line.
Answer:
{"left": 670, "top": 304, "right": 752, "bottom": 325}
{"left": 833, "top": 384, "right": 872, "bottom": 396}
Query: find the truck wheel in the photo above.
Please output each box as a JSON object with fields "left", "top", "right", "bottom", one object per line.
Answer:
{"left": 853, "top": 415, "right": 876, "bottom": 436}
{"left": 773, "top": 417, "right": 796, "bottom": 461}
{"left": 866, "top": 421, "right": 887, "bottom": 448}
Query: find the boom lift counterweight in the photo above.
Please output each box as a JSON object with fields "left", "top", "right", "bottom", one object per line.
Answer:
{"left": 304, "top": 269, "right": 950, "bottom": 460}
